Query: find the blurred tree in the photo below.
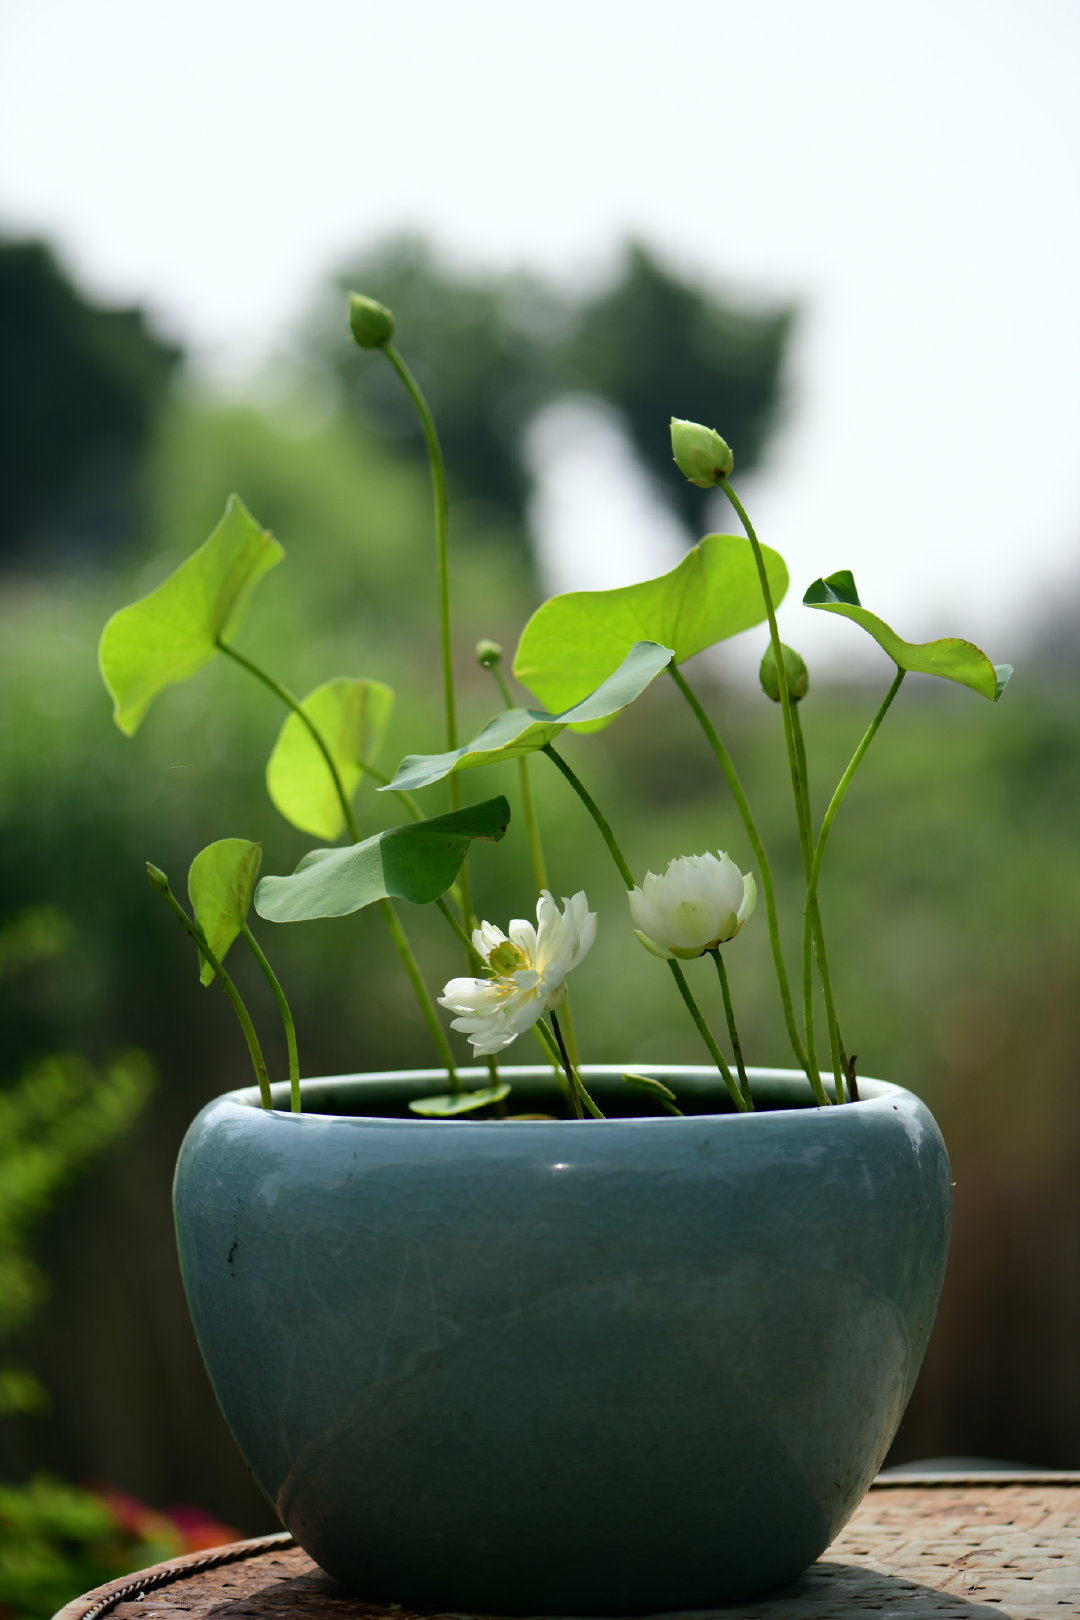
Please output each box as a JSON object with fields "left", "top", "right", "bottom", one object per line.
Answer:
{"left": 0, "top": 240, "right": 180, "bottom": 569}
{"left": 312, "top": 234, "right": 794, "bottom": 546}
{"left": 566, "top": 243, "right": 795, "bottom": 529}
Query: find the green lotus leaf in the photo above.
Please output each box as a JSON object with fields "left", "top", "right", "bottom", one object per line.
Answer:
{"left": 100, "top": 495, "right": 283, "bottom": 735}
{"left": 409, "top": 1084, "right": 512, "bottom": 1117}
{"left": 267, "top": 678, "right": 395, "bottom": 841}
{"left": 803, "top": 571, "right": 1012, "bottom": 701}
{"left": 385, "top": 641, "right": 674, "bottom": 794}
{"left": 253, "top": 797, "right": 511, "bottom": 923}
{"left": 513, "top": 533, "right": 788, "bottom": 719}
{"left": 188, "top": 839, "right": 262, "bottom": 986}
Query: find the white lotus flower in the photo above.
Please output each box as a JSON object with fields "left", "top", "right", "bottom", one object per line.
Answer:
{"left": 439, "top": 890, "right": 597, "bottom": 1056}
{"left": 628, "top": 852, "right": 756, "bottom": 959}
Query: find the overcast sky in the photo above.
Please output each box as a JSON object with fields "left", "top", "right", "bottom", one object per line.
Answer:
{"left": 2, "top": 0, "right": 1078, "bottom": 675}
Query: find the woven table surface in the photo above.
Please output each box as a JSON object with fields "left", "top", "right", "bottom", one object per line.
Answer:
{"left": 53, "top": 1475, "right": 1080, "bottom": 1620}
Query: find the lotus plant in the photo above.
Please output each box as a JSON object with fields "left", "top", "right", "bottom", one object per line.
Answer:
{"left": 98, "top": 293, "right": 1012, "bottom": 1120}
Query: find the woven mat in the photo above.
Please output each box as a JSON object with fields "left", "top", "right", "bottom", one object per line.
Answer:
{"left": 54, "top": 1476, "right": 1080, "bottom": 1620}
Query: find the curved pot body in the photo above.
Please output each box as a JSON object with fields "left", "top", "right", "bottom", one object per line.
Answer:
{"left": 174, "top": 1067, "right": 950, "bottom": 1614}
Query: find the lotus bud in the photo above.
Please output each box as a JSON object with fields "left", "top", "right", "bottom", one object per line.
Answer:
{"left": 146, "top": 862, "right": 171, "bottom": 894}
{"left": 348, "top": 292, "right": 395, "bottom": 350}
{"left": 760, "top": 644, "right": 809, "bottom": 704}
{"left": 670, "top": 417, "right": 734, "bottom": 487}
{"left": 628, "top": 852, "right": 757, "bottom": 959}
{"left": 475, "top": 638, "right": 503, "bottom": 669}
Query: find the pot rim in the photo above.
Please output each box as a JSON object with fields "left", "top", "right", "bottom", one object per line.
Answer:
{"left": 211, "top": 1065, "right": 921, "bottom": 1129}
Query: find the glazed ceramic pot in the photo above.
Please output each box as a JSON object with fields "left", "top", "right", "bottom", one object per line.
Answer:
{"left": 174, "top": 1066, "right": 950, "bottom": 1615}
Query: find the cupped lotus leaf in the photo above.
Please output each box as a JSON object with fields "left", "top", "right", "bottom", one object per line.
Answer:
{"left": 409, "top": 1084, "right": 512, "bottom": 1117}
{"left": 385, "top": 641, "right": 675, "bottom": 794}
{"left": 804, "top": 571, "right": 1012, "bottom": 701}
{"left": 253, "top": 797, "right": 511, "bottom": 923}
{"left": 267, "top": 678, "right": 394, "bottom": 841}
{"left": 100, "top": 496, "right": 283, "bottom": 735}
{"left": 513, "top": 533, "right": 788, "bottom": 719}
{"left": 188, "top": 839, "right": 262, "bottom": 986}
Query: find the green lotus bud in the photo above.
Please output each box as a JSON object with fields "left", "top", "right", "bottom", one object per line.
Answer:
{"left": 759, "top": 643, "right": 809, "bottom": 704}
{"left": 670, "top": 417, "right": 734, "bottom": 487}
{"left": 347, "top": 292, "right": 394, "bottom": 350}
{"left": 475, "top": 638, "right": 503, "bottom": 669}
{"left": 146, "top": 862, "right": 171, "bottom": 893}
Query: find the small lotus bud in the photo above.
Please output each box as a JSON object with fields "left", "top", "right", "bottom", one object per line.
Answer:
{"left": 670, "top": 417, "right": 734, "bottom": 487}
{"left": 475, "top": 638, "right": 503, "bottom": 669}
{"left": 146, "top": 862, "right": 171, "bottom": 894}
{"left": 759, "top": 644, "right": 809, "bottom": 704}
{"left": 348, "top": 292, "right": 394, "bottom": 350}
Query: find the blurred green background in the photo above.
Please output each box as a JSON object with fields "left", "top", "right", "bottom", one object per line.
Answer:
{"left": 1, "top": 231, "right": 1078, "bottom": 1613}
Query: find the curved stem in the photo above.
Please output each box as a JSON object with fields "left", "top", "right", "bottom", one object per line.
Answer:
{"left": 381, "top": 343, "right": 457, "bottom": 757}
{"left": 379, "top": 897, "right": 458, "bottom": 1088}
{"left": 546, "top": 1013, "right": 604, "bottom": 1119}
{"left": 216, "top": 639, "right": 360, "bottom": 842}
{"left": 541, "top": 745, "right": 635, "bottom": 886}
{"left": 216, "top": 639, "right": 453, "bottom": 1080}
{"left": 801, "top": 668, "right": 906, "bottom": 1105}
{"left": 717, "top": 479, "right": 813, "bottom": 876}
{"left": 378, "top": 341, "right": 475, "bottom": 936}
{"left": 668, "top": 663, "right": 810, "bottom": 1080}
{"left": 357, "top": 761, "right": 426, "bottom": 823}
{"left": 489, "top": 661, "right": 550, "bottom": 893}
{"left": 710, "top": 950, "right": 751, "bottom": 1107}
{"left": 792, "top": 705, "right": 847, "bottom": 1100}
{"left": 667, "top": 961, "right": 749, "bottom": 1111}
{"left": 241, "top": 922, "right": 300, "bottom": 1112}
{"left": 540, "top": 743, "right": 746, "bottom": 1105}
{"left": 152, "top": 875, "right": 271, "bottom": 1108}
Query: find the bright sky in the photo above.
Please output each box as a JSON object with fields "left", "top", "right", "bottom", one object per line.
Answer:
{"left": 2, "top": 0, "right": 1078, "bottom": 674}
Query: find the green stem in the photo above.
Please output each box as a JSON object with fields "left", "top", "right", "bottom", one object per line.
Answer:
{"left": 149, "top": 870, "right": 272, "bottom": 1109}
{"left": 489, "top": 661, "right": 550, "bottom": 893}
{"left": 667, "top": 960, "right": 749, "bottom": 1111}
{"left": 437, "top": 898, "right": 482, "bottom": 966}
{"left": 710, "top": 950, "right": 752, "bottom": 1107}
{"left": 380, "top": 342, "right": 475, "bottom": 932}
{"left": 541, "top": 744, "right": 635, "bottom": 886}
{"left": 541, "top": 743, "right": 746, "bottom": 1107}
{"left": 547, "top": 1013, "right": 605, "bottom": 1119}
{"left": 717, "top": 479, "right": 814, "bottom": 876}
{"left": 485, "top": 659, "right": 584, "bottom": 1062}
{"left": 381, "top": 343, "right": 457, "bottom": 756}
{"left": 358, "top": 761, "right": 426, "bottom": 823}
{"left": 668, "top": 663, "right": 810, "bottom": 1080}
{"left": 801, "top": 668, "right": 906, "bottom": 1106}
{"left": 216, "top": 638, "right": 453, "bottom": 1081}
{"left": 792, "top": 705, "right": 847, "bottom": 1100}
{"left": 380, "top": 897, "right": 459, "bottom": 1088}
{"left": 216, "top": 638, "right": 361, "bottom": 842}
{"left": 241, "top": 922, "right": 300, "bottom": 1112}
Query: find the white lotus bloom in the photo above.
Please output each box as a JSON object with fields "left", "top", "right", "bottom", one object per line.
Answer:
{"left": 628, "top": 852, "right": 756, "bottom": 959}
{"left": 439, "top": 890, "right": 597, "bottom": 1056}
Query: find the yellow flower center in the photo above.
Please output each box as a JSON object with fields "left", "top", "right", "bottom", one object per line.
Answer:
{"left": 488, "top": 941, "right": 528, "bottom": 976}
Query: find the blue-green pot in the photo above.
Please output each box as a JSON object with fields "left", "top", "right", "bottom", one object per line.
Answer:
{"left": 174, "top": 1067, "right": 950, "bottom": 1614}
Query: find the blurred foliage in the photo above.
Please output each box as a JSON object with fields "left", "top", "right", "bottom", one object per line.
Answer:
{"left": 0, "top": 1045, "right": 153, "bottom": 1416}
{"left": 311, "top": 233, "right": 793, "bottom": 544}
{"left": 0, "top": 241, "right": 179, "bottom": 570}
{"left": 1, "top": 229, "right": 1079, "bottom": 1542}
{"left": 0, "top": 1474, "right": 238, "bottom": 1620}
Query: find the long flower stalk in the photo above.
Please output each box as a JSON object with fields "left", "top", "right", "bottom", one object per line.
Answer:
{"left": 668, "top": 662, "right": 810, "bottom": 1081}
{"left": 540, "top": 743, "right": 748, "bottom": 1111}
{"left": 147, "top": 867, "right": 272, "bottom": 1109}
{"left": 215, "top": 637, "right": 458, "bottom": 1085}
{"left": 241, "top": 922, "right": 300, "bottom": 1112}
{"left": 801, "top": 668, "right": 907, "bottom": 1099}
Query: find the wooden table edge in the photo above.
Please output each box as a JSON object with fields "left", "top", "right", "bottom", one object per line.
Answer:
{"left": 50, "top": 1473, "right": 1080, "bottom": 1620}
